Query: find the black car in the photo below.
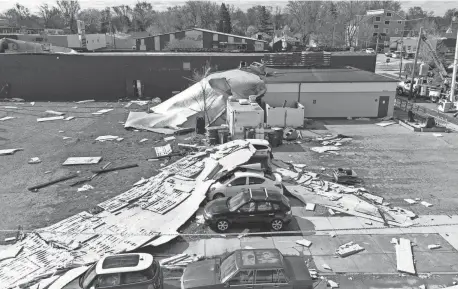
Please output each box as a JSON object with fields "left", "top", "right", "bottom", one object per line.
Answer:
{"left": 203, "top": 189, "right": 292, "bottom": 232}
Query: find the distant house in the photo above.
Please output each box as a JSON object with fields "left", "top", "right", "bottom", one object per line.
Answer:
{"left": 136, "top": 28, "right": 268, "bottom": 52}
{"left": 270, "top": 35, "right": 300, "bottom": 52}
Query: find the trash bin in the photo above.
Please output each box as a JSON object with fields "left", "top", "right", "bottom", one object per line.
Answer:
{"left": 272, "top": 128, "right": 283, "bottom": 145}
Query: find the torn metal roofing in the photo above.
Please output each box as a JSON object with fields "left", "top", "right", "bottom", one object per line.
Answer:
{"left": 0, "top": 140, "right": 256, "bottom": 289}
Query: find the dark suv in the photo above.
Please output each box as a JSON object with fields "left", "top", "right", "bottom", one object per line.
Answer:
{"left": 203, "top": 188, "right": 292, "bottom": 232}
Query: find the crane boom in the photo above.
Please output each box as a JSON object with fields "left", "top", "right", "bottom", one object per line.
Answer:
{"left": 420, "top": 35, "right": 448, "bottom": 81}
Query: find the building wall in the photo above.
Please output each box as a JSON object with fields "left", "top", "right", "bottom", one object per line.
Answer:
{"left": 358, "top": 10, "right": 405, "bottom": 47}
{"left": 330, "top": 54, "right": 377, "bottom": 72}
{"left": 0, "top": 54, "right": 264, "bottom": 101}
{"left": 263, "top": 82, "right": 396, "bottom": 118}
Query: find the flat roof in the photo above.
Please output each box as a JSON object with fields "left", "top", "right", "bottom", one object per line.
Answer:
{"left": 265, "top": 67, "right": 397, "bottom": 83}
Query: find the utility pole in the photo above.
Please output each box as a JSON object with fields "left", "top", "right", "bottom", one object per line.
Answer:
{"left": 450, "top": 28, "right": 458, "bottom": 102}
{"left": 332, "top": 23, "right": 336, "bottom": 47}
{"left": 375, "top": 33, "right": 380, "bottom": 53}
{"left": 409, "top": 27, "right": 423, "bottom": 101}
{"left": 399, "top": 30, "right": 404, "bottom": 79}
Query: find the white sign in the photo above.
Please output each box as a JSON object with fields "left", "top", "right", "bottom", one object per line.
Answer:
{"left": 154, "top": 144, "right": 172, "bottom": 157}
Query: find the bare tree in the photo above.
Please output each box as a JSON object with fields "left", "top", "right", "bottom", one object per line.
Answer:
{"left": 112, "top": 5, "right": 132, "bottom": 32}
{"left": 286, "top": 1, "right": 328, "bottom": 45}
{"left": 56, "top": 0, "right": 80, "bottom": 33}
{"left": 39, "top": 4, "right": 60, "bottom": 28}
{"left": 4, "top": 3, "right": 31, "bottom": 26}
{"left": 335, "top": 1, "right": 368, "bottom": 47}
{"left": 132, "top": 1, "right": 155, "bottom": 32}
{"left": 189, "top": 64, "right": 214, "bottom": 124}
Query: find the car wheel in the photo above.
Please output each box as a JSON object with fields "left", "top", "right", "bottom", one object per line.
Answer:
{"left": 271, "top": 219, "right": 284, "bottom": 231}
{"left": 213, "top": 193, "right": 225, "bottom": 200}
{"left": 216, "top": 219, "right": 230, "bottom": 232}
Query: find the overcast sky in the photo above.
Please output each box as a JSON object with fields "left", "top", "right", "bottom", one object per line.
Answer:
{"left": 0, "top": 0, "right": 453, "bottom": 17}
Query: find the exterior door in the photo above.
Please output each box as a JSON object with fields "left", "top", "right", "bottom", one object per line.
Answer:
{"left": 378, "top": 96, "right": 390, "bottom": 118}
{"left": 226, "top": 177, "right": 247, "bottom": 197}
{"left": 236, "top": 201, "right": 257, "bottom": 224}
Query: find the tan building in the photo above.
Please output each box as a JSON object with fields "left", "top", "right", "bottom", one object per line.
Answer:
{"left": 358, "top": 9, "right": 406, "bottom": 48}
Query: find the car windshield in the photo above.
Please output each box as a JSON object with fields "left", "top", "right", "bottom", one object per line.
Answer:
{"left": 228, "top": 192, "right": 247, "bottom": 211}
{"left": 81, "top": 264, "right": 97, "bottom": 289}
{"left": 220, "top": 253, "right": 238, "bottom": 283}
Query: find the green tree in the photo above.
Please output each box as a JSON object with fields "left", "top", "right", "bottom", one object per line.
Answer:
{"left": 218, "top": 3, "right": 231, "bottom": 33}
{"left": 78, "top": 8, "right": 102, "bottom": 33}
{"left": 38, "top": 4, "right": 61, "bottom": 28}
{"left": 256, "top": 5, "right": 273, "bottom": 34}
{"left": 132, "top": 2, "right": 155, "bottom": 32}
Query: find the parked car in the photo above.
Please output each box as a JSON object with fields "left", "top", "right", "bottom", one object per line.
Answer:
{"left": 203, "top": 189, "right": 292, "bottom": 232}
{"left": 207, "top": 169, "right": 283, "bottom": 200}
{"left": 79, "top": 253, "right": 163, "bottom": 289}
{"left": 365, "top": 48, "right": 375, "bottom": 54}
{"left": 385, "top": 51, "right": 392, "bottom": 57}
{"left": 181, "top": 248, "right": 313, "bottom": 289}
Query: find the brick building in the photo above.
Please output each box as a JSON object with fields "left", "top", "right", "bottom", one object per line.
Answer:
{"left": 136, "top": 28, "right": 268, "bottom": 52}
{"left": 357, "top": 9, "right": 406, "bottom": 48}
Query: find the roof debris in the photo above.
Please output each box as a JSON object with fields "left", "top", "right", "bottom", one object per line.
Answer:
{"left": 28, "top": 157, "right": 41, "bottom": 164}
{"left": 76, "top": 99, "right": 95, "bottom": 104}
{"left": 62, "top": 157, "right": 102, "bottom": 165}
{"left": 396, "top": 238, "right": 416, "bottom": 275}
{"left": 37, "top": 116, "right": 65, "bottom": 122}
{"left": 92, "top": 109, "right": 113, "bottom": 115}
{"left": 0, "top": 116, "right": 15, "bottom": 121}
{"left": 0, "top": 148, "right": 23, "bottom": 156}
{"left": 296, "top": 239, "right": 312, "bottom": 247}
{"left": 45, "top": 110, "right": 65, "bottom": 116}
{"left": 95, "top": 135, "right": 119, "bottom": 142}
{"left": 336, "top": 242, "right": 365, "bottom": 257}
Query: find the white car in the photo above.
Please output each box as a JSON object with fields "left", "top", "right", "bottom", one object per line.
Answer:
{"left": 365, "top": 48, "right": 375, "bottom": 54}
{"left": 245, "top": 139, "right": 272, "bottom": 158}
{"left": 207, "top": 169, "right": 283, "bottom": 200}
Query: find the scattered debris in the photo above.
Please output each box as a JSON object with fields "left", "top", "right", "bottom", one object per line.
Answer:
{"left": 329, "top": 232, "right": 336, "bottom": 238}
{"left": 130, "top": 100, "right": 149, "bottom": 106}
{"left": 77, "top": 184, "right": 94, "bottom": 192}
{"left": 428, "top": 244, "right": 441, "bottom": 250}
{"left": 296, "top": 239, "right": 312, "bottom": 247}
{"left": 311, "top": 146, "right": 341, "bottom": 154}
{"left": 37, "top": 116, "right": 65, "bottom": 122}
{"left": 322, "top": 264, "right": 332, "bottom": 270}
{"left": 333, "top": 168, "right": 360, "bottom": 185}
{"left": 92, "top": 109, "right": 113, "bottom": 115}
{"left": 47, "top": 266, "right": 89, "bottom": 289}
{"left": 76, "top": 99, "right": 95, "bottom": 104}
{"left": 0, "top": 245, "right": 23, "bottom": 261}
{"left": 159, "top": 253, "right": 203, "bottom": 269}
{"left": 178, "top": 143, "right": 198, "bottom": 150}
{"left": 336, "top": 242, "right": 365, "bottom": 257}
{"left": 3, "top": 106, "right": 18, "bottom": 109}
{"left": 95, "top": 135, "right": 119, "bottom": 142}
{"left": 365, "top": 221, "right": 372, "bottom": 225}
{"left": 45, "top": 110, "right": 65, "bottom": 116}
{"left": 305, "top": 203, "right": 316, "bottom": 211}
{"left": 391, "top": 238, "right": 398, "bottom": 244}
{"left": 28, "top": 157, "right": 41, "bottom": 164}
{"left": 139, "top": 138, "right": 148, "bottom": 143}
{"left": 362, "top": 192, "right": 384, "bottom": 204}
{"left": 238, "top": 229, "right": 249, "bottom": 239}
{"left": 0, "top": 148, "right": 23, "bottom": 156}
{"left": 91, "top": 163, "right": 138, "bottom": 174}
{"left": 63, "top": 137, "right": 72, "bottom": 140}
{"left": 404, "top": 199, "right": 417, "bottom": 204}
{"left": 62, "top": 157, "right": 102, "bottom": 165}
{"left": 421, "top": 201, "right": 433, "bottom": 207}
{"left": 433, "top": 133, "right": 443, "bottom": 137}
{"left": 64, "top": 116, "right": 75, "bottom": 121}
{"left": 116, "top": 138, "right": 124, "bottom": 142}
{"left": 133, "top": 178, "right": 148, "bottom": 187}
{"left": 164, "top": 136, "right": 176, "bottom": 142}
{"left": 375, "top": 121, "right": 396, "bottom": 127}
{"left": 419, "top": 285, "right": 426, "bottom": 289}
{"left": 0, "top": 116, "right": 15, "bottom": 121}
{"left": 4, "top": 237, "right": 16, "bottom": 243}
{"left": 44, "top": 171, "right": 51, "bottom": 174}
{"left": 328, "top": 280, "right": 339, "bottom": 288}
{"left": 28, "top": 173, "right": 79, "bottom": 192}
{"left": 309, "top": 269, "right": 318, "bottom": 279}
{"left": 396, "top": 238, "right": 416, "bottom": 275}
{"left": 328, "top": 209, "right": 336, "bottom": 216}
{"left": 153, "top": 144, "right": 173, "bottom": 158}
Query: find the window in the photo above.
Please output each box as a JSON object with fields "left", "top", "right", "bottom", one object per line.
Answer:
{"left": 272, "top": 203, "right": 281, "bottom": 211}
{"left": 273, "top": 270, "right": 288, "bottom": 283}
{"left": 183, "top": 62, "right": 191, "bottom": 70}
{"left": 386, "top": 12, "right": 392, "bottom": 17}
{"left": 373, "top": 33, "right": 378, "bottom": 36}
{"left": 213, "top": 33, "right": 218, "bottom": 41}
{"left": 97, "top": 273, "right": 121, "bottom": 287}
{"left": 312, "top": 100, "right": 316, "bottom": 104}
{"left": 374, "top": 25, "right": 379, "bottom": 29}
{"left": 121, "top": 270, "right": 152, "bottom": 284}
{"left": 249, "top": 177, "right": 265, "bottom": 185}
{"left": 230, "top": 178, "right": 246, "bottom": 186}
{"left": 375, "top": 16, "right": 381, "bottom": 22}
{"left": 229, "top": 270, "right": 254, "bottom": 285}
{"left": 257, "top": 202, "right": 272, "bottom": 212}
{"left": 398, "top": 20, "right": 402, "bottom": 24}
{"left": 239, "top": 202, "right": 256, "bottom": 213}
{"left": 385, "top": 21, "right": 390, "bottom": 25}
{"left": 255, "top": 270, "right": 275, "bottom": 283}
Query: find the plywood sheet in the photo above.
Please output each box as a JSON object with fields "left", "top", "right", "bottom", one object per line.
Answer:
{"left": 62, "top": 157, "right": 102, "bottom": 165}
{"left": 396, "top": 238, "right": 416, "bottom": 274}
{"left": 48, "top": 266, "right": 88, "bottom": 289}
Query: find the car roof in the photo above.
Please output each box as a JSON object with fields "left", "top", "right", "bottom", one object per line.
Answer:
{"left": 245, "top": 139, "right": 270, "bottom": 146}
{"left": 235, "top": 249, "right": 284, "bottom": 270}
{"left": 242, "top": 188, "right": 284, "bottom": 202}
{"left": 233, "top": 169, "right": 268, "bottom": 178}
{"left": 96, "top": 253, "right": 153, "bottom": 275}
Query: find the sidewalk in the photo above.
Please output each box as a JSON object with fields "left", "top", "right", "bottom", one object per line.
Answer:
{"left": 166, "top": 216, "right": 458, "bottom": 275}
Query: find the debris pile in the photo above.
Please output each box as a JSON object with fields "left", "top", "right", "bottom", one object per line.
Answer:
{"left": 310, "top": 134, "right": 353, "bottom": 155}
{"left": 336, "top": 242, "right": 365, "bottom": 257}
{"left": 160, "top": 253, "right": 204, "bottom": 269}
{"left": 0, "top": 139, "right": 257, "bottom": 289}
